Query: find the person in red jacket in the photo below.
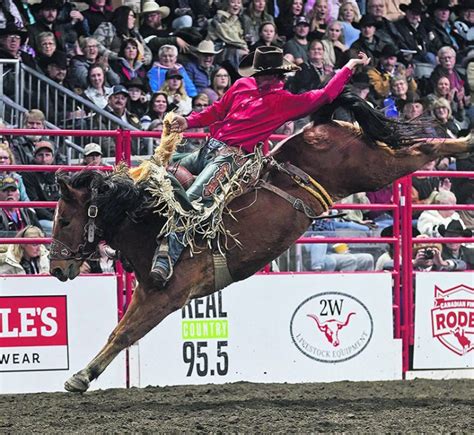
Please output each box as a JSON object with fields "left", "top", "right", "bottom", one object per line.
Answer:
{"left": 150, "top": 46, "right": 370, "bottom": 286}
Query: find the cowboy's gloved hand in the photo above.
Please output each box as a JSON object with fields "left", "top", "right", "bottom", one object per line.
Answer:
{"left": 170, "top": 115, "right": 188, "bottom": 133}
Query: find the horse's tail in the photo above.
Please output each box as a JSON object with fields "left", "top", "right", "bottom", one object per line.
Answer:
{"left": 311, "top": 88, "right": 440, "bottom": 148}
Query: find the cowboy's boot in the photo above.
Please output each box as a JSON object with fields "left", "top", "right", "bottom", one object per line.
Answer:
{"left": 150, "top": 233, "right": 186, "bottom": 288}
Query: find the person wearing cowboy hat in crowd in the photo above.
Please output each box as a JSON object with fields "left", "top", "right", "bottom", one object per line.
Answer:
{"left": 148, "top": 46, "right": 370, "bottom": 287}
{"left": 125, "top": 77, "right": 149, "bottom": 118}
{"left": 424, "top": 0, "right": 459, "bottom": 53}
{"left": 184, "top": 40, "right": 223, "bottom": 97}
{"left": 365, "top": 0, "right": 402, "bottom": 47}
{"left": 394, "top": 0, "right": 437, "bottom": 64}
{"left": 103, "top": 84, "right": 141, "bottom": 127}
{"left": 452, "top": 0, "right": 474, "bottom": 53}
{"left": 367, "top": 44, "right": 418, "bottom": 102}
{"left": 413, "top": 220, "right": 474, "bottom": 271}
{"left": 349, "top": 14, "right": 386, "bottom": 64}
{"left": 28, "top": 0, "right": 85, "bottom": 57}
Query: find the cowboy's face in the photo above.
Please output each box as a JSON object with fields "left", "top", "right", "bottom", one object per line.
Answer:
{"left": 198, "top": 53, "right": 215, "bottom": 68}
{"left": 40, "top": 7, "right": 58, "bottom": 23}
{"left": 406, "top": 9, "right": 421, "bottom": 26}
{"left": 146, "top": 11, "right": 162, "bottom": 27}
{"left": 381, "top": 55, "right": 397, "bottom": 68}
{"left": 434, "top": 7, "right": 450, "bottom": 22}
{"left": 368, "top": 0, "right": 384, "bottom": 18}
{"left": 0, "top": 34, "right": 21, "bottom": 53}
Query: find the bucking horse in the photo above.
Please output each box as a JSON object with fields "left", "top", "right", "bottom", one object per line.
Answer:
{"left": 49, "top": 92, "right": 473, "bottom": 392}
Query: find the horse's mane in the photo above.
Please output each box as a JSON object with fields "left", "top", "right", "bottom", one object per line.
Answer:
{"left": 58, "top": 170, "right": 151, "bottom": 235}
{"left": 312, "top": 89, "right": 442, "bottom": 149}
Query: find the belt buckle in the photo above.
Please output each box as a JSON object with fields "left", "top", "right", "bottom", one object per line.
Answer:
{"left": 208, "top": 138, "right": 224, "bottom": 150}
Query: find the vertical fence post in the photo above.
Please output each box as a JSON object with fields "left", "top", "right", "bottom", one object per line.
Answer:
{"left": 392, "top": 180, "right": 401, "bottom": 339}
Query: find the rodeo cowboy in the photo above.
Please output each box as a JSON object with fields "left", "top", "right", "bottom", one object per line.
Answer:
{"left": 150, "top": 46, "right": 370, "bottom": 286}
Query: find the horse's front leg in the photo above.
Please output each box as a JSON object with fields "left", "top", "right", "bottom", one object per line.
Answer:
{"left": 64, "top": 282, "right": 189, "bottom": 393}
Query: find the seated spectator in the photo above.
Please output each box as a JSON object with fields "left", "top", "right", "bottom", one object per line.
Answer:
{"left": 102, "top": 85, "right": 140, "bottom": 128}
{"left": 80, "top": 241, "right": 116, "bottom": 273}
{"left": 367, "top": 44, "right": 418, "bottom": 102}
{"left": 431, "top": 97, "right": 462, "bottom": 137}
{"left": 338, "top": 1, "right": 360, "bottom": 48}
{"left": 207, "top": 0, "right": 249, "bottom": 70}
{"left": 35, "top": 31, "right": 57, "bottom": 73}
{"left": 400, "top": 95, "right": 426, "bottom": 120}
{"left": 250, "top": 21, "right": 282, "bottom": 51}
{"left": 139, "top": 0, "right": 170, "bottom": 38}
{"left": 0, "top": 226, "right": 49, "bottom": 275}
{"left": 283, "top": 15, "right": 310, "bottom": 66}
{"left": 94, "top": 6, "right": 152, "bottom": 65}
{"left": 0, "top": 175, "right": 41, "bottom": 236}
{"left": 349, "top": 14, "right": 385, "bottom": 63}
{"left": 424, "top": 0, "right": 458, "bottom": 54}
{"left": 286, "top": 39, "right": 330, "bottom": 94}
{"left": 430, "top": 46, "right": 470, "bottom": 108}
{"left": 308, "top": 0, "right": 329, "bottom": 41}
{"left": 334, "top": 192, "right": 375, "bottom": 235}
{"left": 242, "top": 0, "right": 275, "bottom": 48}
{"left": 305, "top": 238, "right": 374, "bottom": 271}
{"left": 68, "top": 37, "right": 120, "bottom": 90}
{"left": 81, "top": 0, "right": 113, "bottom": 35}
{"left": 84, "top": 64, "right": 113, "bottom": 109}
{"left": 140, "top": 91, "right": 170, "bottom": 129}
{"left": 184, "top": 40, "right": 221, "bottom": 98}
{"left": 413, "top": 221, "right": 474, "bottom": 270}
{"left": 0, "top": 141, "right": 29, "bottom": 201}
{"left": 275, "top": 0, "right": 305, "bottom": 42}
{"left": 22, "top": 140, "right": 60, "bottom": 235}
{"left": 10, "top": 109, "right": 48, "bottom": 164}
{"left": 417, "top": 190, "right": 465, "bottom": 236}
{"left": 210, "top": 67, "right": 231, "bottom": 101}
{"left": 426, "top": 75, "right": 469, "bottom": 126}
{"left": 452, "top": 1, "right": 474, "bottom": 53}
{"left": 82, "top": 142, "right": 103, "bottom": 166}
{"left": 159, "top": 68, "right": 192, "bottom": 115}
{"left": 391, "top": 75, "right": 415, "bottom": 109}
{"left": 125, "top": 77, "right": 149, "bottom": 118}
{"left": 366, "top": 0, "right": 401, "bottom": 45}
{"left": 321, "top": 21, "right": 349, "bottom": 69}
{"left": 147, "top": 44, "right": 197, "bottom": 96}
{"left": 109, "top": 37, "right": 148, "bottom": 85}
{"left": 365, "top": 184, "right": 394, "bottom": 228}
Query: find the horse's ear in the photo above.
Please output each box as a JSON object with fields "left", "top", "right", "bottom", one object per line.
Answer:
{"left": 58, "top": 178, "right": 74, "bottom": 202}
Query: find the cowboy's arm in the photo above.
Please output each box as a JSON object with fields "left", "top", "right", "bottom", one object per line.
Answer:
{"left": 170, "top": 80, "right": 237, "bottom": 132}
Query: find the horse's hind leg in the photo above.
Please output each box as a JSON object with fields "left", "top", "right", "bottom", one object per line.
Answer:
{"left": 65, "top": 283, "right": 188, "bottom": 393}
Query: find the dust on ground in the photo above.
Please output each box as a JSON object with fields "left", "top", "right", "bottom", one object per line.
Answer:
{"left": 1, "top": 379, "right": 472, "bottom": 432}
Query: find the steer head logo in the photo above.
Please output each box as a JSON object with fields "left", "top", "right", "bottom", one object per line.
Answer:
{"left": 307, "top": 312, "right": 356, "bottom": 347}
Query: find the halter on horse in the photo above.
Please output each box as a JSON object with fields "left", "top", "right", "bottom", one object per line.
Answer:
{"left": 49, "top": 94, "right": 474, "bottom": 392}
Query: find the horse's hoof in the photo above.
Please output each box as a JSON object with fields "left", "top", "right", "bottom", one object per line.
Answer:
{"left": 64, "top": 373, "right": 90, "bottom": 393}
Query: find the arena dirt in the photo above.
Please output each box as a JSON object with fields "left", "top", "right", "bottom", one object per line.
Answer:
{"left": 1, "top": 379, "right": 472, "bottom": 432}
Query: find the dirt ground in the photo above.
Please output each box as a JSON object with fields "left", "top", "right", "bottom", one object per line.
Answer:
{"left": 1, "top": 379, "right": 472, "bottom": 432}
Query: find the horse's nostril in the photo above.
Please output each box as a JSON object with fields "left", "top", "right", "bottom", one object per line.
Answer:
{"left": 51, "top": 268, "right": 68, "bottom": 282}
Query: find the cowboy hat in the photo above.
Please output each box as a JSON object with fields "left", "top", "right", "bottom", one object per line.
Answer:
{"left": 238, "top": 46, "right": 300, "bottom": 77}
{"left": 196, "top": 40, "right": 222, "bottom": 55}
{"left": 400, "top": 0, "right": 425, "bottom": 14}
{"left": 0, "top": 23, "right": 28, "bottom": 44}
{"left": 438, "top": 220, "right": 473, "bottom": 237}
{"left": 141, "top": 0, "right": 170, "bottom": 18}
{"left": 359, "top": 14, "right": 382, "bottom": 28}
{"left": 428, "top": 0, "right": 452, "bottom": 13}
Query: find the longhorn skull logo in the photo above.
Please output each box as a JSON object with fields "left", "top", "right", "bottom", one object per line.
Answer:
{"left": 307, "top": 312, "right": 356, "bottom": 347}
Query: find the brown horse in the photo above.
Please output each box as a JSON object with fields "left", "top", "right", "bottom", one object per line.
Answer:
{"left": 49, "top": 95, "right": 473, "bottom": 392}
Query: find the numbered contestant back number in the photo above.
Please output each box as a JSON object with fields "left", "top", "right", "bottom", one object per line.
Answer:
{"left": 182, "top": 341, "right": 228, "bottom": 377}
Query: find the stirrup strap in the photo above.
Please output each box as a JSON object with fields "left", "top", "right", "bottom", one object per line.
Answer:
{"left": 213, "top": 252, "right": 233, "bottom": 291}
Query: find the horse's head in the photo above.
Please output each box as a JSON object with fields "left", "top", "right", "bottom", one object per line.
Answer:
{"left": 50, "top": 172, "right": 103, "bottom": 281}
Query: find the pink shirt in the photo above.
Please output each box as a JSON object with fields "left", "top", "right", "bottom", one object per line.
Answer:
{"left": 186, "top": 66, "right": 353, "bottom": 153}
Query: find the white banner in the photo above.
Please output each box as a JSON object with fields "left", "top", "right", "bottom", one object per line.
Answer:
{"left": 132, "top": 274, "right": 402, "bottom": 386}
{"left": 414, "top": 272, "right": 474, "bottom": 370}
{"left": 0, "top": 276, "right": 126, "bottom": 394}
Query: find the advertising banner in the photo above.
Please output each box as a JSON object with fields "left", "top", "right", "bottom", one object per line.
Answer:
{"left": 414, "top": 272, "right": 474, "bottom": 370}
{"left": 0, "top": 276, "right": 126, "bottom": 394}
{"left": 131, "top": 274, "right": 402, "bottom": 387}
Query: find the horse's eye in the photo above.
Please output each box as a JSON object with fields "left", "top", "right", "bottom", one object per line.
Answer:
{"left": 59, "top": 218, "right": 70, "bottom": 228}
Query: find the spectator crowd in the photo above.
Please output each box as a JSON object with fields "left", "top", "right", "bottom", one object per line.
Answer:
{"left": 0, "top": 0, "right": 473, "bottom": 273}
